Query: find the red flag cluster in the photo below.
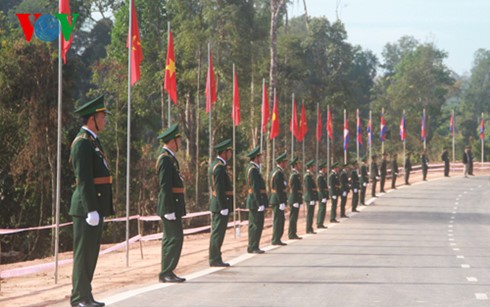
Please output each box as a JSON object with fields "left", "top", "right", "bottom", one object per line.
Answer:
{"left": 127, "top": 0, "right": 143, "bottom": 86}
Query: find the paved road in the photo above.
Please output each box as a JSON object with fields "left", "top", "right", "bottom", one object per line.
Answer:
{"left": 106, "top": 176, "right": 490, "bottom": 307}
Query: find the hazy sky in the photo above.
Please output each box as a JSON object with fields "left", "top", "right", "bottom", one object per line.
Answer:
{"left": 289, "top": 0, "right": 490, "bottom": 76}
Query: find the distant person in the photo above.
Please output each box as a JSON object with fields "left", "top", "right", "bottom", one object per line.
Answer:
{"left": 350, "top": 160, "right": 360, "bottom": 213}
{"left": 380, "top": 152, "right": 388, "bottom": 192}
{"left": 468, "top": 148, "right": 474, "bottom": 175}
{"left": 420, "top": 149, "right": 429, "bottom": 181}
{"left": 359, "top": 156, "right": 369, "bottom": 205}
{"left": 329, "top": 162, "right": 341, "bottom": 223}
{"left": 371, "top": 155, "right": 380, "bottom": 197}
{"left": 288, "top": 157, "right": 303, "bottom": 239}
{"left": 317, "top": 161, "right": 329, "bottom": 228}
{"left": 463, "top": 146, "right": 470, "bottom": 178}
{"left": 339, "top": 162, "right": 350, "bottom": 218}
{"left": 269, "top": 152, "right": 288, "bottom": 246}
{"left": 405, "top": 152, "right": 412, "bottom": 184}
{"left": 441, "top": 147, "right": 450, "bottom": 177}
{"left": 391, "top": 153, "right": 399, "bottom": 189}
{"left": 304, "top": 160, "right": 318, "bottom": 234}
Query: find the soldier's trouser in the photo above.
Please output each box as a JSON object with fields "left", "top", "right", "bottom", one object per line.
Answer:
{"left": 306, "top": 203, "right": 315, "bottom": 232}
{"left": 371, "top": 179, "right": 377, "bottom": 196}
{"left": 272, "top": 205, "right": 285, "bottom": 244}
{"left": 444, "top": 162, "right": 450, "bottom": 176}
{"left": 288, "top": 205, "right": 299, "bottom": 238}
{"left": 405, "top": 171, "right": 410, "bottom": 184}
{"left": 340, "top": 194, "right": 348, "bottom": 216}
{"left": 392, "top": 175, "right": 397, "bottom": 189}
{"left": 209, "top": 212, "right": 228, "bottom": 265}
{"left": 71, "top": 216, "right": 104, "bottom": 305}
{"left": 380, "top": 175, "right": 386, "bottom": 191}
{"left": 360, "top": 184, "right": 367, "bottom": 204}
{"left": 248, "top": 209, "right": 264, "bottom": 250}
{"left": 422, "top": 167, "right": 428, "bottom": 180}
{"left": 317, "top": 200, "right": 327, "bottom": 227}
{"left": 330, "top": 197, "right": 338, "bottom": 221}
{"left": 352, "top": 190, "right": 359, "bottom": 211}
{"left": 160, "top": 218, "right": 184, "bottom": 277}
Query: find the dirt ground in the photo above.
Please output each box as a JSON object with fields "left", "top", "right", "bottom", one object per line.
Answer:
{"left": 0, "top": 169, "right": 480, "bottom": 307}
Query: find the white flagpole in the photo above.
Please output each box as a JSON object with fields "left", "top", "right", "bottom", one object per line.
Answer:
{"left": 344, "top": 109, "right": 347, "bottom": 164}
{"left": 356, "top": 108, "right": 359, "bottom": 161}
{"left": 291, "top": 93, "right": 294, "bottom": 158}
{"left": 482, "top": 112, "right": 485, "bottom": 166}
{"left": 233, "top": 64, "right": 237, "bottom": 239}
{"left": 167, "top": 22, "right": 171, "bottom": 127}
{"left": 452, "top": 110, "right": 455, "bottom": 162}
{"left": 403, "top": 110, "right": 406, "bottom": 172}
{"left": 423, "top": 108, "right": 426, "bottom": 150}
{"left": 327, "top": 104, "right": 330, "bottom": 172}
{"left": 381, "top": 107, "right": 384, "bottom": 155}
{"left": 208, "top": 43, "right": 213, "bottom": 201}
{"left": 125, "top": 0, "right": 133, "bottom": 267}
{"left": 260, "top": 78, "right": 265, "bottom": 165}
{"left": 369, "top": 110, "right": 372, "bottom": 174}
{"left": 316, "top": 103, "right": 319, "bottom": 173}
{"left": 272, "top": 88, "right": 277, "bottom": 162}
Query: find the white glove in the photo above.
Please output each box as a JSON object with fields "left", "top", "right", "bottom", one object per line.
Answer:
{"left": 363, "top": 182, "right": 367, "bottom": 187}
{"left": 258, "top": 205, "right": 265, "bottom": 212}
{"left": 293, "top": 203, "right": 299, "bottom": 208}
{"left": 354, "top": 188, "right": 358, "bottom": 193}
{"left": 342, "top": 191, "right": 347, "bottom": 197}
{"left": 376, "top": 176, "right": 380, "bottom": 180}
{"left": 309, "top": 201, "right": 315, "bottom": 206}
{"left": 332, "top": 196, "right": 337, "bottom": 200}
{"left": 395, "top": 173, "right": 398, "bottom": 176}
{"left": 279, "top": 203, "right": 286, "bottom": 210}
{"left": 220, "top": 208, "right": 229, "bottom": 216}
{"left": 322, "top": 198, "right": 327, "bottom": 203}
{"left": 164, "top": 212, "right": 176, "bottom": 220}
{"left": 86, "top": 211, "right": 100, "bottom": 226}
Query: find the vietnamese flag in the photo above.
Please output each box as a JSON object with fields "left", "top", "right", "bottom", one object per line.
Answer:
{"left": 232, "top": 69, "right": 240, "bottom": 126}
{"left": 299, "top": 102, "right": 308, "bottom": 142}
{"left": 60, "top": 0, "right": 72, "bottom": 64}
{"left": 290, "top": 99, "right": 301, "bottom": 141}
{"left": 269, "top": 91, "right": 280, "bottom": 140}
{"left": 205, "top": 50, "right": 217, "bottom": 113}
{"left": 261, "top": 83, "right": 270, "bottom": 132}
{"left": 164, "top": 30, "right": 177, "bottom": 104}
{"left": 327, "top": 106, "right": 333, "bottom": 140}
{"left": 316, "top": 107, "right": 322, "bottom": 142}
{"left": 126, "top": 0, "right": 143, "bottom": 86}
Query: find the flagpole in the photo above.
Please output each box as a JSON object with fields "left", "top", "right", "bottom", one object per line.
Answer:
{"left": 260, "top": 78, "right": 265, "bottom": 172}
{"left": 291, "top": 93, "right": 294, "bottom": 158}
{"left": 302, "top": 101, "right": 305, "bottom": 173}
{"left": 272, "top": 88, "right": 277, "bottom": 162}
{"left": 125, "top": 0, "right": 134, "bottom": 267}
{"left": 369, "top": 110, "right": 372, "bottom": 175}
{"left": 452, "top": 110, "right": 455, "bottom": 162}
{"left": 423, "top": 108, "right": 426, "bottom": 150}
{"left": 381, "top": 107, "right": 384, "bottom": 155}
{"left": 403, "top": 110, "right": 406, "bottom": 173}
{"left": 344, "top": 109, "right": 347, "bottom": 164}
{"left": 208, "top": 43, "right": 213, "bottom": 201}
{"left": 54, "top": 0, "right": 63, "bottom": 283}
{"left": 356, "top": 108, "right": 359, "bottom": 162}
{"left": 232, "top": 64, "right": 237, "bottom": 239}
{"left": 327, "top": 104, "right": 330, "bottom": 172}
{"left": 167, "top": 22, "right": 171, "bottom": 127}
{"left": 482, "top": 112, "right": 484, "bottom": 166}
{"left": 316, "top": 103, "right": 319, "bottom": 172}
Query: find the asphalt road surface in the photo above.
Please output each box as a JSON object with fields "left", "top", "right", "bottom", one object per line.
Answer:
{"left": 106, "top": 176, "right": 490, "bottom": 307}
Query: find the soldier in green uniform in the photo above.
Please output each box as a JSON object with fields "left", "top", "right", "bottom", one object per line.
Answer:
{"left": 405, "top": 152, "right": 412, "bottom": 185}
{"left": 339, "top": 162, "right": 350, "bottom": 218}
{"left": 246, "top": 147, "right": 268, "bottom": 254}
{"left": 391, "top": 153, "right": 399, "bottom": 189}
{"left": 304, "top": 160, "right": 318, "bottom": 234}
{"left": 350, "top": 160, "right": 360, "bottom": 213}
{"left": 288, "top": 157, "right": 303, "bottom": 239}
{"left": 371, "top": 154, "right": 380, "bottom": 197}
{"left": 380, "top": 152, "right": 388, "bottom": 193}
{"left": 156, "top": 123, "right": 187, "bottom": 283}
{"left": 316, "top": 161, "right": 329, "bottom": 229}
{"left": 329, "top": 162, "right": 341, "bottom": 223}
{"left": 359, "top": 156, "right": 369, "bottom": 205}
{"left": 70, "top": 96, "right": 113, "bottom": 307}
{"left": 269, "top": 152, "right": 288, "bottom": 246}
{"left": 209, "top": 139, "right": 234, "bottom": 267}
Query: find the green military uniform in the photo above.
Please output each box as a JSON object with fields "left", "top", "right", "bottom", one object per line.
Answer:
{"left": 359, "top": 157, "right": 369, "bottom": 205}
{"left": 288, "top": 157, "right": 303, "bottom": 239}
{"left": 350, "top": 161, "right": 360, "bottom": 212}
{"left": 70, "top": 96, "right": 114, "bottom": 306}
{"left": 304, "top": 160, "right": 318, "bottom": 234}
{"left": 328, "top": 162, "right": 341, "bottom": 222}
{"left": 156, "top": 124, "right": 187, "bottom": 282}
{"left": 380, "top": 153, "right": 388, "bottom": 192}
{"left": 339, "top": 164, "right": 350, "bottom": 217}
{"left": 209, "top": 139, "right": 233, "bottom": 266}
{"left": 371, "top": 156, "right": 379, "bottom": 197}
{"left": 246, "top": 147, "right": 268, "bottom": 253}
{"left": 405, "top": 153, "right": 412, "bottom": 184}
{"left": 269, "top": 152, "right": 288, "bottom": 245}
{"left": 316, "top": 162, "right": 329, "bottom": 228}
{"left": 391, "top": 154, "right": 399, "bottom": 189}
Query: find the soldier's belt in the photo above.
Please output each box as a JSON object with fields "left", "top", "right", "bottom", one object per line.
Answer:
{"left": 172, "top": 187, "right": 185, "bottom": 194}
{"left": 212, "top": 191, "right": 234, "bottom": 196}
{"left": 77, "top": 176, "right": 112, "bottom": 185}
{"left": 248, "top": 189, "right": 267, "bottom": 194}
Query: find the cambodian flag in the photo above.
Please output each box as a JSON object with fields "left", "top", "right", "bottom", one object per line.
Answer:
{"left": 380, "top": 113, "right": 387, "bottom": 142}
{"left": 357, "top": 112, "right": 362, "bottom": 146}
{"left": 367, "top": 119, "right": 372, "bottom": 146}
{"left": 344, "top": 118, "right": 350, "bottom": 151}
{"left": 449, "top": 114, "right": 455, "bottom": 137}
{"left": 480, "top": 118, "right": 485, "bottom": 140}
{"left": 400, "top": 114, "right": 406, "bottom": 141}
{"left": 421, "top": 112, "right": 426, "bottom": 141}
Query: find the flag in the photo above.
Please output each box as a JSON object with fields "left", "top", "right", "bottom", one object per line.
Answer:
{"left": 60, "top": 0, "right": 72, "bottom": 64}
{"left": 205, "top": 51, "right": 217, "bottom": 113}
{"left": 449, "top": 114, "right": 455, "bottom": 137}
{"left": 232, "top": 70, "right": 240, "bottom": 126}
{"left": 269, "top": 92, "right": 280, "bottom": 139}
{"left": 126, "top": 0, "right": 143, "bottom": 86}
{"left": 421, "top": 112, "right": 426, "bottom": 141}
{"left": 480, "top": 117, "right": 485, "bottom": 140}
{"left": 261, "top": 83, "right": 270, "bottom": 133}
{"left": 380, "top": 112, "right": 387, "bottom": 141}
{"left": 164, "top": 30, "right": 177, "bottom": 104}
{"left": 400, "top": 114, "right": 406, "bottom": 141}
{"left": 343, "top": 117, "right": 350, "bottom": 150}
{"left": 356, "top": 110, "right": 362, "bottom": 146}
{"left": 367, "top": 119, "right": 372, "bottom": 146}
{"left": 290, "top": 99, "right": 301, "bottom": 141}
{"left": 327, "top": 106, "right": 333, "bottom": 140}
{"left": 316, "top": 108, "right": 322, "bottom": 142}
{"left": 299, "top": 103, "right": 308, "bottom": 142}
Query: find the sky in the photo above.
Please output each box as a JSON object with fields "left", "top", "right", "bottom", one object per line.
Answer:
{"left": 289, "top": 0, "right": 490, "bottom": 76}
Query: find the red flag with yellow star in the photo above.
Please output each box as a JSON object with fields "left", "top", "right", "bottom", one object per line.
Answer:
{"left": 270, "top": 91, "right": 280, "bottom": 139}
{"left": 126, "top": 0, "right": 143, "bottom": 86}
{"left": 164, "top": 30, "right": 177, "bottom": 104}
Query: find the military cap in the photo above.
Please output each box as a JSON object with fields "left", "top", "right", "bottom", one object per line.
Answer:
{"left": 157, "top": 123, "right": 181, "bottom": 143}
{"left": 214, "top": 138, "right": 232, "bottom": 152}
{"left": 306, "top": 159, "right": 315, "bottom": 168}
{"left": 319, "top": 161, "right": 327, "bottom": 168}
{"left": 289, "top": 157, "right": 299, "bottom": 166}
{"left": 74, "top": 95, "right": 110, "bottom": 117}
{"left": 392, "top": 152, "right": 398, "bottom": 157}
{"left": 382, "top": 152, "right": 388, "bottom": 156}
{"left": 372, "top": 154, "right": 378, "bottom": 158}
{"left": 331, "top": 161, "right": 340, "bottom": 168}
{"left": 275, "top": 152, "right": 287, "bottom": 163}
{"left": 247, "top": 146, "right": 261, "bottom": 159}
{"left": 343, "top": 162, "right": 350, "bottom": 168}
{"left": 350, "top": 160, "right": 359, "bottom": 166}
{"left": 361, "top": 155, "right": 369, "bottom": 162}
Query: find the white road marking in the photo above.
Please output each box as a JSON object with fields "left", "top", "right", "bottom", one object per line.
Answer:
{"left": 453, "top": 248, "right": 460, "bottom": 251}
{"left": 457, "top": 255, "right": 464, "bottom": 259}
{"left": 475, "top": 293, "right": 488, "bottom": 300}
{"left": 449, "top": 238, "right": 454, "bottom": 241}
{"left": 450, "top": 243, "right": 456, "bottom": 246}
{"left": 467, "top": 277, "right": 478, "bottom": 282}
{"left": 448, "top": 225, "right": 453, "bottom": 228}
{"left": 461, "top": 264, "right": 470, "bottom": 268}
